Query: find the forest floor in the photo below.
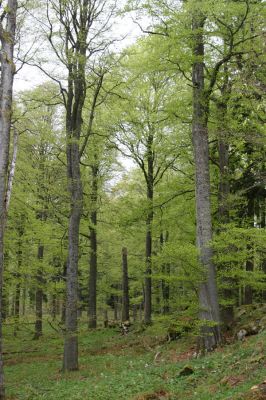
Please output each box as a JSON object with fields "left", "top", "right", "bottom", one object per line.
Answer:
{"left": 4, "top": 309, "right": 266, "bottom": 400}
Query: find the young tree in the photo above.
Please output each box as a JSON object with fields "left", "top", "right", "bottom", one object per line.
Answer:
{"left": 112, "top": 48, "right": 180, "bottom": 323}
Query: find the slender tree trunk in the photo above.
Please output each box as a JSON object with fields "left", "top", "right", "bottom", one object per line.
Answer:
{"left": 22, "top": 287, "right": 26, "bottom": 316}
{"left": 88, "top": 164, "right": 98, "bottom": 329}
{"left": 160, "top": 232, "right": 170, "bottom": 315}
{"left": 13, "top": 283, "right": 20, "bottom": 336}
{"left": 34, "top": 244, "right": 44, "bottom": 339}
{"left": 244, "top": 197, "right": 254, "bottom": 305}
{"left": 122, "top": 247, "right": 130, "bottom": 322}
{"left": 192, "top": 9, "right": 221, "bottom": 351}
{"left": 144, "top": 135, "right": 154, "bottom": 324}
{"left": 0, "top": 2, "right": 18, "bottom": 397}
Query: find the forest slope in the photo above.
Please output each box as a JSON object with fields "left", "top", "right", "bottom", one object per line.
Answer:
{"left": 4, "top": 309, "right": 266, "bottom": 400}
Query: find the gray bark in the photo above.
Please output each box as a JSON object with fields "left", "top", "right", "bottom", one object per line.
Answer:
{"left": 192, "top": 9, "right": 221, "bottom": 351}
{"left": 63, "top": 137, "right": 83, "bottom": 371}
{"left": 0, "top": 2, "right": 18, "bottom": 398}
{"left": 5, "top": 127, "right": 18, "bottom": 218}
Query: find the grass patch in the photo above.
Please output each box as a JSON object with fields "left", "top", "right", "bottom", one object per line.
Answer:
{"left": 3, "top": 317, "right": 266, "bottom": 399}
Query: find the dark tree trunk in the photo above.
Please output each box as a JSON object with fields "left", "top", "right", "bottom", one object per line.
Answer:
{"left": 88, "top": 164, "right": 98, "bottom": 329}
{"left": 192, "top": 9, "right": 221, "bottom": 351}
{"left": 144, "top": 134, "right": 154, "bottom": 324}
{"left": 22, "top": 287, "right": 26, "bottom": 316}
{"left": 244, "top": 197, "right": 254, "bottom": 305}
{"left": 34, "top": 245, "right": 44, "bottom": 340}
{"left": 160, "top": 232, "right": 170, "bottom": 315}
{"left": 0, "top": 2, "right": 18, "bottom": 397}
{"left": 13, "top": 283, "right": 20, "bottom": 336}
{"left": 122, "top": 247, "right": 130, "bottom": 322}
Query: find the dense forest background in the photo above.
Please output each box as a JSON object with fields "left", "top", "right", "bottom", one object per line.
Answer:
{"left": 0, "top": 0, "right": 265, "bottom": 399}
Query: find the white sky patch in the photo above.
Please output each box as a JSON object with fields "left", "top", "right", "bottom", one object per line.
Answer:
{"left": 14, "top": 8, "right": 148, "bottom": 93}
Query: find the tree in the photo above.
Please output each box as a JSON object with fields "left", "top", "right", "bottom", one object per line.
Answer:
{"left": 112, "top": 46, "right": 180, "bottom": 323}
{"left": 191, "top": 4, "right": 221, "bottom": 350}
{"left": 0, "top": 1, "right": 18, "bottom": 398}
{"left": 44, "top": 0, "right": 116, "bottom": 371}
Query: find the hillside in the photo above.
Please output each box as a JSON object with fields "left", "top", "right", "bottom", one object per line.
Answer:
{"left": 4, "top": 307, "right": 266, "bottom": 400}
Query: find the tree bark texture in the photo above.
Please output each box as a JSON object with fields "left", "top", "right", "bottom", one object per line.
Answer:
{"left": 144, "top": 134, "right": 154, "bottom": 324}
{"left": 192, "top": 9, "right": 221, "bottom": 351}
{"left": 122, "top": 247, "right": 130, "bottom": 322}
{"left": 88, "top": 164, "right": 98, "bottom": 329}
{"left": 61, "top": 0, "right": 90, "bottom": 370}
{"left": 63, "top": 138, "right": 83, "bottom": 371}
{"left": 0, "top": 2, "right": 18, "bottom": 398}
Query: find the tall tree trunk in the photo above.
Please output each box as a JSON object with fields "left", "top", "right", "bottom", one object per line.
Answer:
{"left": 244, "top": 197, "right": 254, "bottom": 305}
{"left": 88, "top": 164, "right": 98, "bottom": 329}
{"left": 63, "top": 145, "right": 83, "bottom": 370}
{"left": 144, "top": 134, "right": 154, "bottom": 324}
{"left": 63, "top": 32, "right": 85, "bottom": 369}
{"left": 34, "top": 244, "right": 44, "bottom": 339}
{"left": 122, "top": 247, "right": 130, "bottom": 322}
{"left": 160, "top": 232, "right": 170, "bottom": 315}
{"left": 0, "top": 2, "right": 18, "bottom": 397}
{"left": 192, "top": 9, "right": 221, "bottom": 351}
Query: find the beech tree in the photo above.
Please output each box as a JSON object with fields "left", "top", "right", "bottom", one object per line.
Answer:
{"left": 112, "top": 54, "right": 180, "bottom": 323}
{"left": 0, "top": 1, "right": 18, "bottom": 398}
{"left": 43, "top": 0, "right": 117, "bottom": 371}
